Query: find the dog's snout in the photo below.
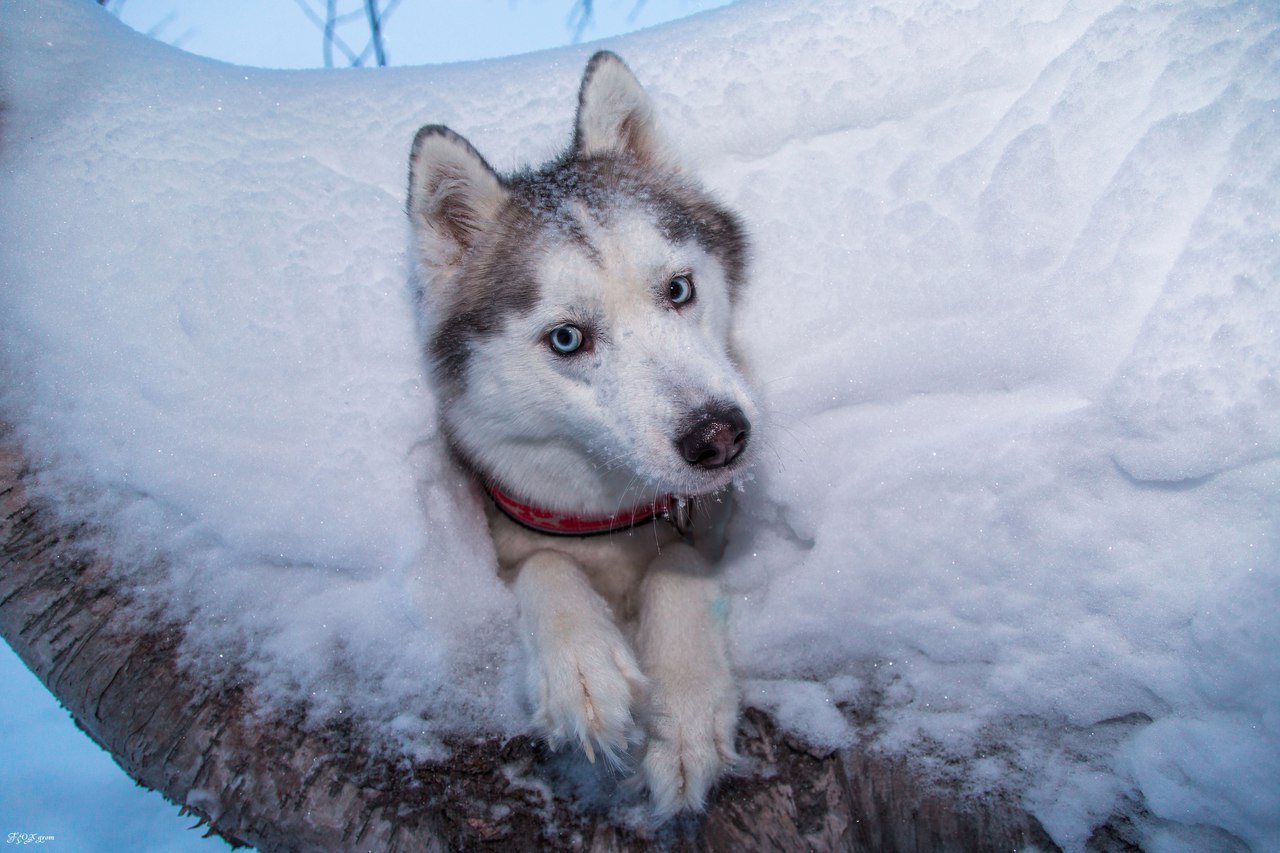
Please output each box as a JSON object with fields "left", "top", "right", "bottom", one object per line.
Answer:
{"left": 677, "top": 405, "right": 750, "bottom": 470}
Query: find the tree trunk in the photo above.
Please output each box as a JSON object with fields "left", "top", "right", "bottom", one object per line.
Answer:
{"left": 1, "top": 421, "right": 1060, "bottom": 851}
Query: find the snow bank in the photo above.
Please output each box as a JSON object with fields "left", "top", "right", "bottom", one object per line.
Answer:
{"left": 2, "top": 1, "right": 1277, "bottom": 849}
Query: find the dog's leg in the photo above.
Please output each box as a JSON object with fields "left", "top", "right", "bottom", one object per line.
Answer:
{"left": 513, "top": 549, "right": 646, "bottom": 767}
{"left": 635, "top": 543, "right": 739, "bottom": 818}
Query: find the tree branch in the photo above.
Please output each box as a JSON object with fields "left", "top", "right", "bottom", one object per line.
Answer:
{"left": 364, "top": 0, "right": 386, "bottom": 67}
{"left": 0, "top": 420, "right": 1065, "bottom": 850}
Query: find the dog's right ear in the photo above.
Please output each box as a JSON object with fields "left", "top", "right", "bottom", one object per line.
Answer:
{"left": 407, "top": 125, "right": 508, "bottom": 273}
{"left": 573, "top": 51, "right": 676, "bottom": 171}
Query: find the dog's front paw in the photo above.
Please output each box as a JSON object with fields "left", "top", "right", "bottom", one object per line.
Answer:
{"left": 641, "top": 678, "right": 739, "bottom": 819}
{"left": 528, "top": 613, "right": 647, "bottom": 768}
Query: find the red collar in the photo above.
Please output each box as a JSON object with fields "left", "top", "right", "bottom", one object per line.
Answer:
{"left": 484, "top": 480, "right": 688, "bottom": 537}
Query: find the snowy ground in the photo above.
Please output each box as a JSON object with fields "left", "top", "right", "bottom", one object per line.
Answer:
{"left": 2, "top": 1, "right": 1277, "bottom": 850}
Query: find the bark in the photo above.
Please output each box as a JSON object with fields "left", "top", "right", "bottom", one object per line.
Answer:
{"left": 1, "top": 421, "right": 1062, "bottom": 852}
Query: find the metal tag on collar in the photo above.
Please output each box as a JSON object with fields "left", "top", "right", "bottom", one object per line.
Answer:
{"left": 666, "top": 495, "right": 693, "bottom": 539}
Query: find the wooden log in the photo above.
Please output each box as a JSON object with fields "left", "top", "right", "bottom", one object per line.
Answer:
{"left": 1, "top": 421, "right": 1061, "bottom": 851}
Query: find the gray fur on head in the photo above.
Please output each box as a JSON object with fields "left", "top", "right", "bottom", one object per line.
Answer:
{"left": 406, "top": 51, "right": 748, "bottom": 391}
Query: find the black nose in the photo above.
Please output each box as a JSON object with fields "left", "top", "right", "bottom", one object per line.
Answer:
{"left": 677, "top": 405, "right": 750, "bottom": 470}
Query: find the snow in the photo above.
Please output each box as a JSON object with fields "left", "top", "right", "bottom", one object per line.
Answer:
{"left": 2, "top": 1, "right": 1278, "bottom": 850}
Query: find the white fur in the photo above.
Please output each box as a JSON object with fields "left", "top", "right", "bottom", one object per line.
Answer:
{"left": 513, "top": 550, "right": 647, "bottom": 767}
{"left": 446, "top": 212, "right": 756, "bottom": 513}
{"left": 493, "top": 509, "right": 741, "bottom": 816}
{"left": 635, "top": 544, "right": 740, "bottom": 818}
{"left": 471, "top": 209, "right": 753, "bottom": 814}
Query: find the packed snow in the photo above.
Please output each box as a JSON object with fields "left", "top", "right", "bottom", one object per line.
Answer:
{"left": 2, "top": 1, "right": 1278, "bottom": 850}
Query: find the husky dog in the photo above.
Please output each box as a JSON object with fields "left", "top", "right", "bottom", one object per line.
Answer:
{"left": 406, "top": 52, "right": 757, "bottom": 817}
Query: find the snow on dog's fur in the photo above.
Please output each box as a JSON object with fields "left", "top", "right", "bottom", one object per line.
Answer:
{"left": 406, "top": 51, "right": 758, "bottom": 818}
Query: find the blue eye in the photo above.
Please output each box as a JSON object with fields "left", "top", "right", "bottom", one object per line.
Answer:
{"left": 548, "top": 323, "right": 584, "bottom": 354}
{"left": 668, "top": 274, "right": 695, "bottom": 306}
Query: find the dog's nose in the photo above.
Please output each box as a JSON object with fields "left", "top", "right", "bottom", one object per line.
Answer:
{"left": 677, "top": 405, "right": 750, "bottom": 470}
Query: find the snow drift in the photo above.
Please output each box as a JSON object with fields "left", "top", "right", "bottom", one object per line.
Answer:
{"left": 2, "top": 1, "right": 1277, "bottom": 849}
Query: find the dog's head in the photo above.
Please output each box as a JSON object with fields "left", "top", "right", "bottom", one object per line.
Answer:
{"left": 407, "top": 52, "right": 757, "bottom": 512}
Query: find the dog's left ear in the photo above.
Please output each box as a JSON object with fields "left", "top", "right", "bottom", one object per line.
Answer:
{"left": 573, "top": 51, "right": 677, "bottom": 170}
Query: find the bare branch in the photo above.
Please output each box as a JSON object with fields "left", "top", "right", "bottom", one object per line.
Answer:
{"left": 366, "top": 0, "right": 386, "bottom": 67}
{"left": 291, "top": 0, "right": 400, "bottom": 68}
{"left": 567, "top": 0, "right": 595, "bottom": 44}
{"left": 291, "top": 0, "right": 363, "bottom": 67}
{"left": 324, "top": 0, "right": 337, "bottom": 68}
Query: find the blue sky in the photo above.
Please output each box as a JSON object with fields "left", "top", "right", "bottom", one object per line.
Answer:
{"left": 1, "top": 3, "right": 729, "bottom": 850}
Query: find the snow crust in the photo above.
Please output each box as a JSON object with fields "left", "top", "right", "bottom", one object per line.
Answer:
{"left": 2, "top": 1, "right": 1277, "bottom": 849}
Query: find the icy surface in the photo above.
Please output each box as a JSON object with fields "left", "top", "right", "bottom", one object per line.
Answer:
{"left": 2, "top": 1, "right": 1278, "bottom": 850}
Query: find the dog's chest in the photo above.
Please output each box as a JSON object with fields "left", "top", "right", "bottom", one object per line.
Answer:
{"left": 486, "top": 503, "right": 680, "bottom": 619}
